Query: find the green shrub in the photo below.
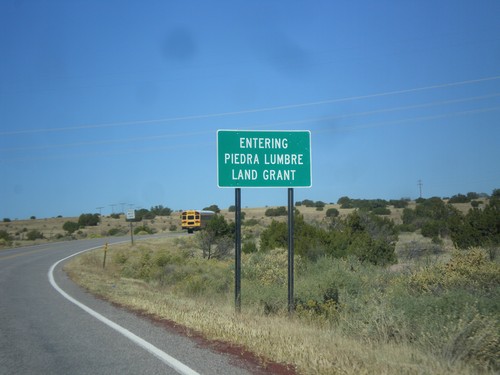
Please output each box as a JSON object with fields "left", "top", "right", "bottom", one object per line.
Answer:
{"left": 389, "top": 199, "right": 409, "bottom": 208}
{"left": 349, "top": 234, "right": 396, "bottom": 266}
{"left": 337, "top": 197, "right": 389, "bottom": 211}
{"left": 0, "top": 229, "right": 12, "bottom": 241}
{"left": 0, "top": 231, "right": 13, "bottom": 246}
{"left": 259, "top": 211, "right": 397, "bottom": 265}
{"left": 402, "top": 198, "right": 462, "bottom": 242}
{"left": 325, "top": 208, "right": 339, "bottom": 218}
{"left": 396, "top": 223, "right": 416, "bottom": 232}
{"left": 265, "top": 206, "right": 287, "bottom": 217}
{"left": 466, "top": 192, "right": 480, "bottom": 200}
{"left": 243, "top": 218, "right": 259, "bottom": 226}
{"left": 297, "top": 199, "right": 326, "bottom": 208}
{"left": 337, "top": 196, "right": 351, "bottom": 207}
{"left": 63, "top": 221, "right": 80, "bottom": 234}
{"left": 402, "top": 208, "right": 416, "bottom": 225}
{"left": 302, "top": 199, "right": 315, "bottom": 207}
{"left": 404, "top": 198, "right": 458, "bottom": 224}
{"left": 372, "top": 207, "right": 391, "bottom": 215}
{"left": 449, "top": 194, "right": 469, "bottom": 203}
{"left": 242, "top": 241, "right": 257, "bottom": 254}
{"left": 450, "top": 200, "right": 500, "bottom": 249}
{"left": 259, "top": 220, "right": 287, "bottom": 251}
{"left": 315, "top": 201, "right": 326, "bottom": 209}
{"left": 26, "top": 229, "right": 44, "bottom": 240}
{"left": 134, "top": 225, "right": 154, "bottom": 235}
{"left": 195, "top": 216, "right": 234, "bottom": 260}
{"left": 260, "top": 214, "right": 326, "bottom": 260}
{"left": 206, "top": 214, "right": 232, "bottom": 238}
{"left": 421, "top": 220, "right": 442, "bottom": 238}
{"left": 328, "top": 211, "right": 397, "bottom": 265}
{"left": 78, "top": 213, "right": 100, "bottom": 227}
{"left": 150, "top": 205, "right": 172, "bottom": 216}
{"left": 108, "top": 227, "right": 127, "bottom": 236}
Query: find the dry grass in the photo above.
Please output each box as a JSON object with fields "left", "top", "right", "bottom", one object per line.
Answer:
{"left": 0, "top": 216, "right": 72, "bottom": 246}
{"left": 64, "top": 238, "right": 484, "bottom": 375}
{"left": 1, "top": 200, "right": 479, "bottom": 249}
{"left": 0, "top": 214, "right": 180, "bottom": 248}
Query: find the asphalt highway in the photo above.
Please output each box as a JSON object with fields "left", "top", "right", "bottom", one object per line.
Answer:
{"left": 0, "top": 237, "right": 253, "bottom": 375}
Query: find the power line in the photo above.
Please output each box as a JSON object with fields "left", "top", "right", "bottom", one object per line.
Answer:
{"left": 2, "top": 106, "right": 499, "bottom": 163}
{"left": 2, "top": 93, "right": 498, "bottom": 153}
{"left": 322, "top": 106, "right": 500, "bottom": 132}
{"left": 1, "top": 75, "right": 499, "bottom": 136}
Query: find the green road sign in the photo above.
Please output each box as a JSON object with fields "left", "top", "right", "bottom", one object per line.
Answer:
{"left": 217, "top": 130, "right": 312, "bottom": 188}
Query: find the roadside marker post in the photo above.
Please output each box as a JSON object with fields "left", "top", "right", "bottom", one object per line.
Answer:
{"left": 103, "top": 242, "right": 108, "bottom": 269}
{"left": 217, "top": 130, "right": 312, "bottom": 313}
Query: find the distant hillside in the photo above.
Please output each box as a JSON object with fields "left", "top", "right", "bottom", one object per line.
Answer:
{"left": 0, "top": 195, "right": 488, "bottom": 249}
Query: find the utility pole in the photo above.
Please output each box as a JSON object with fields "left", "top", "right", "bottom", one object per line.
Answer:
{"left": 418, "top": 180, "right": 423, "bottom": 198}
{"left": 96, "top": 207, "right": 104, "bottom": 224}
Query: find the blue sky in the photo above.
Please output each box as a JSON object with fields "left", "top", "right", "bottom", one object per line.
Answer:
{"left": 1, "top": 1, "right": 499, "bottom": 219}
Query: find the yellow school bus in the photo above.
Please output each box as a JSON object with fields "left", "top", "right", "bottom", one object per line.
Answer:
{"left": 180, "top": 210, "right": 215, "bottom": 233}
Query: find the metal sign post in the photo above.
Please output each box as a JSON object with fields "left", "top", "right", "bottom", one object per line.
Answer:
{"left": 235, "top": 188, "right": 241, "bottom": 313}
{"left": 288, "top": 188, "right": 294, "bottom": 314}
{"left": 126, "top": 209, "right": 136, "bottom": 245}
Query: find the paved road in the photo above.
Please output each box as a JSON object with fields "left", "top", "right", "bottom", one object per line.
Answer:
{"left": 0, "top": 237, "right": 253, "bottom": 375}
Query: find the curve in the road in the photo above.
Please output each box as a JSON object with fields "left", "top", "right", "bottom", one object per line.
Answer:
{"left": 48, "top": 243, "right": 200, "bottom": 375}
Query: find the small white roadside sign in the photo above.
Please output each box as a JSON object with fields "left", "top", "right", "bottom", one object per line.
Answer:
{"left": 126, "top": 209, "right": 136, "bottom": 221}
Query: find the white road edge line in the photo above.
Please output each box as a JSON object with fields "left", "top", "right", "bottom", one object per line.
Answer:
{"left": 48, "top": 244, "right": 200, "bottom": 375}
